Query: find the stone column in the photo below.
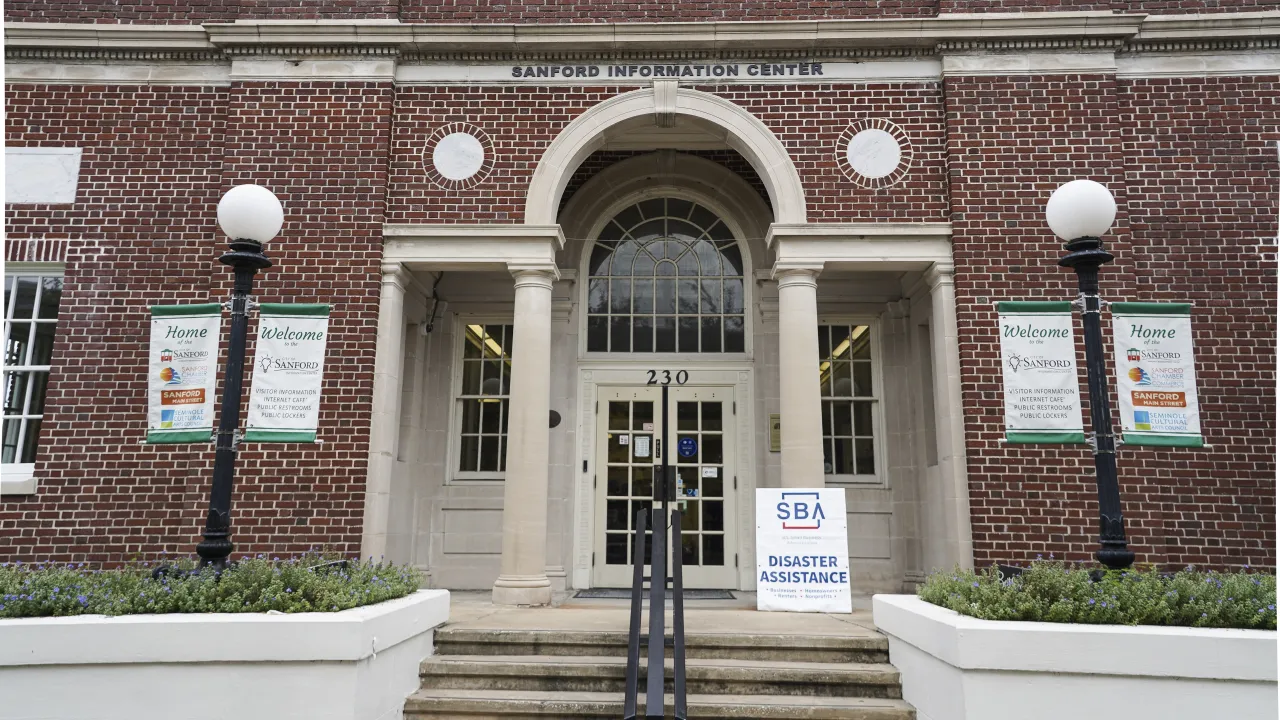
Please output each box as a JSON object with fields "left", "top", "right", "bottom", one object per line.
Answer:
{"left": 926, "top": 262, "right": 974, "bottom": 569}
{"left": 361, "top": 262, "right": 409, "bottom": 561}
{"left": 774, "top": 264, "right": 825, "bottom": 488}
{"left": 492, "top": 264, "right": 559, "bottom": 606}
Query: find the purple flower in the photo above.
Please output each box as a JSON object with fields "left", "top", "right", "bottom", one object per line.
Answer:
{"left": 77, "top": 595, "right": 87, "bottom": 606}
{"left": 972, "top": 581, "right": 979, "bottom": 588}
{"left": 1088, "top": 598, "right": 1095, "bottom": 605}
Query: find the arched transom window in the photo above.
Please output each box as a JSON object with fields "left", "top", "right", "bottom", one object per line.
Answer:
{"left": 586, "top": 198, "right": 745, "bottom": 353}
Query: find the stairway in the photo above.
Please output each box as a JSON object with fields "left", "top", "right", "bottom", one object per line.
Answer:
{"left": 404, "top": 625, "right": 916, "bottom": 719}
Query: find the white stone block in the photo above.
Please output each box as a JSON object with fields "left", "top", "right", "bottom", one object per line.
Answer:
{"left": 5, "top": 147, "right": 82, "bottom": 204}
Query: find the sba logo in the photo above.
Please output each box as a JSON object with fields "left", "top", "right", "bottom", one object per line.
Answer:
{"left": 777, "top": 491, "right": 825, "bottom": 530}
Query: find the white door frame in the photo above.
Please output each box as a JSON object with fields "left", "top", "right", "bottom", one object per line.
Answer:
{"left": 571, "top": 361, "right": 757, "bottom": 590}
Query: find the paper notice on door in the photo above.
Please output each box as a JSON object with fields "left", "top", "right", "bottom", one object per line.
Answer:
{"left": 702, "top": 466, "right": 718, "bottom": 478}
{"left": 634, "top": 436, "right": 650, "bottom": 457}
{"left": 618, "top": 434, "right": 630, "bottom": 446}
{"left": 642, "top": 422, "right": 654, "bottom": 431}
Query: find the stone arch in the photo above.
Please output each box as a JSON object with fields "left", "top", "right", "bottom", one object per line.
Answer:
{"left": 525, "top": 87, "right": 807, "bottom": 226}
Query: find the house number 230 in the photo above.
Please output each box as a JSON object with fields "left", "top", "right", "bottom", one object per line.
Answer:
{"left": 646, "top": 370, "right": 688, "bottom": 385}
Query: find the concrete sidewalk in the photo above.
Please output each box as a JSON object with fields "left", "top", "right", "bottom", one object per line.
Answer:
{"left": 444, "top": 591, "right": 881, "bottom": 637}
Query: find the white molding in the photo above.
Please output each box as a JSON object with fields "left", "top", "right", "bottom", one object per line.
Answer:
{"left": 767, "top": 222, "right": 954, "bottom": 273}
{"left": 1117, "top": 51, "right": 1280, "bottom": 78}
{"left": 229, "top": 58, "right": 394, "bottom": 82}
{"left": 3, "top": 22, "right": 214, "bottom": 50}
{"left": 526, "top": 86, "right": 807, "bottom": 225}
{"left": 393, "top": 59, "right": 943, "bottom": 85}
{"left": 382, "top": 224, "right": 566, "bottom": 271}
{"left": 941, "top": 51, "right": 1116, "bottom": 77}
{"left": 1133, "top": 11, "right": 1280, "bottom": 43}
{"left": 6, "top": 62, "right": 230, "bottom": 86}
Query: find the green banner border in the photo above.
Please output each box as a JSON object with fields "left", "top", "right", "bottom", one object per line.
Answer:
{"left": 151, "top": 303, "right": 222, "bottom": 317}
{"left": 1111, "top": 302, "right": 1192, "bottom": 316}
{"left": 1006, "top": 431, "right": 1087, "bottom": 444}
{"left": 259, "top": 303, "right": 331, "bottom": 317}
{"left": 243, "top": 428, "right": 319, "bottom": 443}
{"left": 146, "top": 428, "right": 213, "bottom": 443}
{"left": 1122, "top": 433, "right": 1205, "bottom": 448}
{"left": 997, "top": 301, "right": 1073, "bottom": 314}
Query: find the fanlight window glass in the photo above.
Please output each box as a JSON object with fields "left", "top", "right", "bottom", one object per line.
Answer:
{"left": 586, "top": 198, "right": 745, "bottom": 353}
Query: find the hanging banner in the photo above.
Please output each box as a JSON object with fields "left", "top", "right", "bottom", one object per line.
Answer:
{"left": 997, "top": 301, "right": 1086, "bottom": 444}
{"left": 756, "top": 488, "right": 852, "bottom": 614}
{"left": 147, "top": 304, "right": 221, "bottom": 443}
{"left": 1112, "top": 303, "right": 1204, "bottom": 447}
{"left": 245, "top": 304, "right": 330, "bottom": 443}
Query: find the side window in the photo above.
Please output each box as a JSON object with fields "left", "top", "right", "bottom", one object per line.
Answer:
{"left": 454, "top": 323, "right": 513, "bottom": 479}
{"left": 818, "top": 323, "right": 878, "bottom": 479}
{"left": 3, "top": 273, "right": 63, "bottom": 481}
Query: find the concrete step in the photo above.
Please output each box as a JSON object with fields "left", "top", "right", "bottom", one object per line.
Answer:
{"left": 434, "top": 628, "right": 890, "bottom": 664}
{"left": 420, "top": 654, "right": 901, "bottom": 698}
{"left": 404, "top": 688, "right": 916, "bottom": 719}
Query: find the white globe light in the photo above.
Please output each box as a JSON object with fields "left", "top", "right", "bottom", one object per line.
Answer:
{"left": 1045, "top": 179, "right": 1116, "bottom": 241}
{"left": 217, "top": 184, "right": 283, "bottom": 244}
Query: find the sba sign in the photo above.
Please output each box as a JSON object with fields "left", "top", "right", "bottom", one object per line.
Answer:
{"left": 756, "top": 488, "right": 851, "bottom": 613}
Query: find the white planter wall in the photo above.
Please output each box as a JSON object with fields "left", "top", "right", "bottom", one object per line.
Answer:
{"left": 873, "top": 594, "right": 1278, "bottom": 720}
{"left": 0, "top": 589, "right": 450, "bottom": 720}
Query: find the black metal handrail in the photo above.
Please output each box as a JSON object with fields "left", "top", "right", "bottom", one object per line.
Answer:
{"left": 622, "top": 384, "right": 687, "bottom": 719}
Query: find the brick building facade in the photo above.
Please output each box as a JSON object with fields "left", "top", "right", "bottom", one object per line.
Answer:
{"left": 3, "top": 2, "right": 1276, "bottom": 601}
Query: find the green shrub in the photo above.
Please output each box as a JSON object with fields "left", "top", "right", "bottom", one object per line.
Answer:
{"left": 919, "top": 560, "right": 1276, "bottom": 630}
{"left": 0, "top": 554, "right": 422, "bottom": 618}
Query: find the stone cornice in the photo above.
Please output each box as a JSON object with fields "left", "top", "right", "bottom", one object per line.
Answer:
{"left": 6, "top": 12, "right": 1279, "bottom": 72}
{"left": 6, "top": 13, "right": 1150, "bottom": 57}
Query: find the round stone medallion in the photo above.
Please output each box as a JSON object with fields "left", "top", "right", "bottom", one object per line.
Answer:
{"left": 846, "top": 128, "right": 902, "bottom": 180}
{"left": 422, "top": 123, "right": 495, "bottom": 190}
{"left": 836, "top": 119, "right": 913, "bottom": 189}
{"left": 432, "top": 132, "right": 486, "bottom": 181}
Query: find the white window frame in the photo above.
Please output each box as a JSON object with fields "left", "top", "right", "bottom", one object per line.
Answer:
{"left": 816, "top": 317, "right": 886, "bottom": 487}
{"left": 2, "top": 263, "right": 65, "bottom": 495}
{"left": 576, "top": 190, "right": 755, "bottom": 361}
{"left": 448, "top": 315, "right": 514, "bottom": 483}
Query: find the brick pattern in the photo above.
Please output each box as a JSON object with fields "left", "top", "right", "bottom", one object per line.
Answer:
{"left": 945, "top": 73, "right": 1277, "bottom": 571}
{"left": 1118, "top": 76, "right": 1278, "bottom": 568}
{"left": 214, "top": 81, "right": 393, "bottom": 559}
{"left": 1, "top": 82, "right": 394, "bottom": 564}
{"left": 3, "top": 73, "right": 1275, "bottom": 571}
{"left": 3, "top": 85, "right": 228, "bottom": 561}
{"left": 388, "top": 84, "right": 950, "bottom": 224}
{"left": 940, "top": 0, "right": 1278, "bottom": 10}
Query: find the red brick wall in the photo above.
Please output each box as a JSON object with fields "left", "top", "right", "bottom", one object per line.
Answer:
{"left": 388, "top": 83, "right": 949, "bottom": 224}
{"left": 946, "top": 73, "right": 1277, "bottom": 571}
{"left": 1, "top": 81, "right": 393, "bottom": 563}
{"left": 3, "top": 72, "right": 1274, "bottom": 571}
{"left": 3, "top": 85, "right": 228, "bottom": 562}
{"left": 1118, "top": 76, "right": 1278, "bottom": 568}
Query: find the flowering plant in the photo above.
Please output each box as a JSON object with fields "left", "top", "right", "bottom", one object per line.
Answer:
{"left": 0, "top": 553, "right": 421, "bottom": 618}
{"left": 918, "top": 559, "right": 1275, "bottom": 630}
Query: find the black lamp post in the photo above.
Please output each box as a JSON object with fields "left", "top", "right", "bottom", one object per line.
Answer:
{"left": 195, "top": 185, "right": 282, "bottom": 569}
{"left": 1047, "top": 179, "right": 1135, "bottom": 572}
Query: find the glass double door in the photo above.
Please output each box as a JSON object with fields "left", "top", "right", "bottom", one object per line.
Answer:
{"left": 593, "top": 386, "right": 737, "bottom": 589}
